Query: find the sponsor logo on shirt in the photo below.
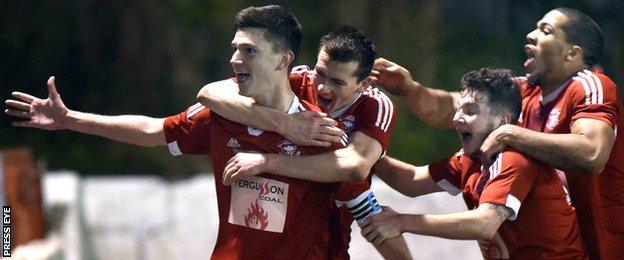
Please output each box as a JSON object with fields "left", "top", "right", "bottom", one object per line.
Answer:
{"left": 278, "top": 140, "right": 300, "bottom": 156}
{"left": 341, "top": 115, "right": 356, "bottom": 134}
{"left": 232, "top": 179, "right": 286, "bottom": 203}
{"left": 247, "top": 126, "right": 264, "bottom": 136}
{"left": 226, "top": 138, "right": 241, "bottom": 148}
{"left": 546, "top": 108, "right": 561, "bottom": 130}
{"left": 229, "top": 176, "right": 289, "bottom": 233}
{"left": 244, "top": 200, "right": 269, "bottom": 230}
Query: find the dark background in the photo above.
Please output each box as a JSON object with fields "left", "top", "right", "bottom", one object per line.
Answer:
{"left": 2, "top": 0, "right": 622, "bottom": 179}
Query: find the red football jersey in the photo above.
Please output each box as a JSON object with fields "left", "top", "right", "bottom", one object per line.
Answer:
{"left": 332, "top": 86, "right": 397, "bottom": 202}
{"left": 289, "top": 66, "right": 319, "bottom": 106}
{"left": 290, "top": 67, "right": 397, "bottom": 205}
{"left": 290, "top": 67, "right": 397, "bottom": 258}
{"left": 517, "top": 69, "right": 624, "bottom": 259}
{"left": 164, "top": 89, "right": 342, "bottom": 259}
{"left": 290, "top": 68, "right": 397, "bottom": 204}
{"left": 429, "top": 150, "right": 586, "bottom": 259}
{"left": 330, "top": 86, "right": 398, "bottom": 258}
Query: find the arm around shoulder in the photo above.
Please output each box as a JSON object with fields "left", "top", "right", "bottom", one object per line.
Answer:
{"left": 223, "top": 131, "right": 382, "bottom": 184}
{"left": 263, "top": 131, "right": 382, "bottom": 182}
{"left": 487, "top": 119, "right": 615, "bottom": 174}
{"left": 371, "top": 58, "right": 460, "bottom": 128}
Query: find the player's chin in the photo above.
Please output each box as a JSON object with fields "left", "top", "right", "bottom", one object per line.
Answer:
{"left": 318, "top": 97, "right": 332, "bottom": 109}
{"left": 462, "top": 144, "right": 479, "bottom": 157}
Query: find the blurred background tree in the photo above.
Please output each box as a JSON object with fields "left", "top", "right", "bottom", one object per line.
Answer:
{"left": 1, "top": 0, "right": 622, "bottom": 179}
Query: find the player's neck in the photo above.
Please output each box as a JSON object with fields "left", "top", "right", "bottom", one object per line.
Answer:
{"left": 541, "top": 76, "right": 568, "bottom": 95}
{"left": 254, "top": 76, "right": 295, "bottom": 114}
{"left": 541, "top": 63, "right": 587, "bottom": 96}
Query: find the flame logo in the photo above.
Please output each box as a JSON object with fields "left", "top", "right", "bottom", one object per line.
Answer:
{"left": 259, "top": 182, "right": 270, "bottom": 195}
{"left": 244, "top": 200, "right": 269, "bottom": 230}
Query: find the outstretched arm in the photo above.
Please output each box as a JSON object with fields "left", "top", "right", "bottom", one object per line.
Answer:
{"left": 196, "top": 79, "right": 344, "bottom": 147}
{"left": 5, "top": 76, "right": 166, "bottom": 147}
{"left": 480, "top": 119, "right": 615, "bottom": 174}
{"left": 373, "top": 156, "right": 443, "bottom": 197}
{"left": 361, "top": 203, "right": 511, "bottom": 245}
{"left": 371, "top": 58, "right": 460, "bottom": 128}
{"left": 223, "top": 131, "right": 382, "bottom": 184}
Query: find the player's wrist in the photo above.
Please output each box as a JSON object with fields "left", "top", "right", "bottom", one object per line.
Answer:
{"left": 262, "top": 154, "right": 278, "bottom": 173}
{"left": 59, "top": 108, "right": 76, "bottom": 130}
{"left": 271, "top": 112, "right": 290, "bottom": 134}
{"left": 404, "top": 80, "right": 423, "bottom": 97}
{"left": 397, "top": 214, "right": 408, "bottom": 234}
{"left": 258, "top": 154, "right": 269, "bottom": 171}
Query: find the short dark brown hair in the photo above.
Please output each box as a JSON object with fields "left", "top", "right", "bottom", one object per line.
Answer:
{"left": 234, "top": 5, "right": 302, "bottom": 61}
{"left": 319, "top": 26, "right": 376, "bottom": 82}
{"left": 554, "top": 7, "right": 603, "bottom": 66}
{"left": 461, "top": 68, "right": 521, "bottom": 123}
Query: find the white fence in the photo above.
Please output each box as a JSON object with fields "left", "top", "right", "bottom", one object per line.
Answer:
{"left": 23, "top": 172, "right": 482, "bottom": 260}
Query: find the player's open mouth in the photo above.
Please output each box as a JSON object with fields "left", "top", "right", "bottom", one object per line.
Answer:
{"left": 524, "top": 45, "right": 536, "bottom": 70}
{"left": 236, "top": 72, "right": 251, "bottom": 83}
{"left": 318, "top": 96, "right": 332, "bottom": 107}
{"left": 460, "top": 131, "right": 473, "bottom": 143}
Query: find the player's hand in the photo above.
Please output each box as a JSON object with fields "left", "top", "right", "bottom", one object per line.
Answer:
{"left": 480, "top": 124, "right": 516, "bottom": 167}
{"left": 360, "top": 206, "right": 403, "bottom": 245}
{"left": 5, "top": 76, "right": 69, "bottom": 130}
{"left": 222, "top": 152, "right": 267, "bottom": 185}
{"left": 511, "top": 76, "right": 527, "bottom": 87}
{"left": 280, "top": 111, "right": 345, "bottom": 147}
{"left": 370, "top": 58, "right": 418, "bottom": 96}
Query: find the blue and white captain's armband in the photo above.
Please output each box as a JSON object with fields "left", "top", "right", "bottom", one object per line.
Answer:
{"left": 335, "top": 189, "right": 382, "bottom": 224}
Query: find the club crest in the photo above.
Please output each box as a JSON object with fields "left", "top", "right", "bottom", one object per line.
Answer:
{"left": 545, "top": 108, "right": 561, "bottom": 130}
{"left": 278, "top": 140, "right": 300, "bottom": 155}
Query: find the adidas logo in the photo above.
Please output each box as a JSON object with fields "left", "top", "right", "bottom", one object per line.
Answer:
{"left": 227, "top": 138, "right": 241, "bottom": 148}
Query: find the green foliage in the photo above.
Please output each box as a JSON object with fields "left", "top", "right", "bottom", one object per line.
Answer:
{"left": 1, "top": 0, "right": 622, "bottom": 177}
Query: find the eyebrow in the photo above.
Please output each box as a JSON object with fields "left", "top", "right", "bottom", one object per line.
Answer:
{"left": 537, "top": 21, "right": 555, "bottom": 30}
{"left": 315, "top": 65, "right": 348, "bottom": 85}
{"left": 231, "top": 42, "right": 257, "bottom": 48}
{"left": 331, "top": 77, "right": 347, "bottom": 85}
{"left": 460, "top": 101, "right": 478, "bottom": 107}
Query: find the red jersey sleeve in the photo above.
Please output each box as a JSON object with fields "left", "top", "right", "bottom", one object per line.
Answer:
{"left": 479, "top": 150, "right": 541, "bottom": 221}
{"left": 333, "top": 184, "right": 381, "bottom": 224}
{"left": 334, "top": 181, "right": 372, "bottom": 201}
{"left": 356, "top": 89, "right": 397, "bottom": 153}
{"left": 163, "top": 102, "right": 212, "bottom": 155}
{"left": 569, "top": 70, "right": 619, "bottom": 128}
{"left": 512, "top": 76, "right": 528, "bottom": 94}
{"left": 428, "top": 150, "right": 464, "bottom": 195}
{"left": 289, "top": 66, "right": 318, "bottom": 105}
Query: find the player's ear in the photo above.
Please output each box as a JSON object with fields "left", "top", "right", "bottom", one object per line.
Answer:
{"left": 278, "top": 51, "right": 295, "bottom": 71}
{"left": 499, "top": 113, "right": 511, "bottom": 126}
{"left": 566, "top": 45, "right": 583, "bottom": 62}
{"left": 357, "top": 77, "right": 371, "bottom": 93}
